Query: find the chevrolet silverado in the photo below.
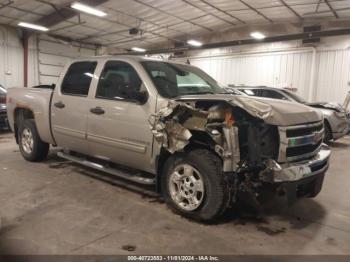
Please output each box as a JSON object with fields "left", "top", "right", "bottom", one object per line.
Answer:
{"left": 6, "top": 56, "right": 331, "bottom": 221}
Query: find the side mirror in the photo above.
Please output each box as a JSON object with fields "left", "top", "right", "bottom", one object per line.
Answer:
{"left": 125, "top": 89, "right": 148, "bottom": 104}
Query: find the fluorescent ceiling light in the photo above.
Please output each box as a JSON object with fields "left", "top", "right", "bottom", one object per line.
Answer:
{"left": 18, "top": 22, "right": 49, "bottom": 31}
{"left": 131, "top": 47, "right": 146, "bottom": 52}
{"left": 71, "top": 2, "right": 107, "bottom": 17}
{"left": 187, "top": 39, "right": 203, "bottom": 47}
{"left": 250, "top": 31, "right": 266, "bottom": 40}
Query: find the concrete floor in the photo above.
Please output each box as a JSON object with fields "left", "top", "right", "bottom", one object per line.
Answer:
{"left": 0, "top": 131, "right": 350, "bottom": 255}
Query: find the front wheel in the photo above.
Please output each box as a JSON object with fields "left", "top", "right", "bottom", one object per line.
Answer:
{"left": 161, "top": 149, "right": 230, "bottom": 222}
{"left": 18, "top": 119, "right": 49, "bottom": 162}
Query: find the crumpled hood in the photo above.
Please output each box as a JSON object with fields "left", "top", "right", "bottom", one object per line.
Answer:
{"left": 307, "top": 101, "right": 345, "bottom": 112}
{"left": 176, "top": 94, "right": 323, "bottom": 126}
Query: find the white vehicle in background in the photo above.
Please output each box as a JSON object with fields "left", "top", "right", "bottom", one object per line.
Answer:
{"left": 235, "top": 86, "right": 350, "bottom": 143}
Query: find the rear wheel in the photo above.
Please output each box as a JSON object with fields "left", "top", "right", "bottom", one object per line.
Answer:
{"left": 161, "top": 149, "right": 230, "bottom": 222}
{"left": 18, "top": 119, "right": 49, "bottom": 162}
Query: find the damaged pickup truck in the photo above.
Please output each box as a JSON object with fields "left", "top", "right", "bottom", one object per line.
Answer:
{"left": 7, "top": 56, "right": 331, "bottom": 221}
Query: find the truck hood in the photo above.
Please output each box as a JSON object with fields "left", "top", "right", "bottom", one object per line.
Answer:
{"left": 176, "top": 94, "right": 323, "bottom": 126}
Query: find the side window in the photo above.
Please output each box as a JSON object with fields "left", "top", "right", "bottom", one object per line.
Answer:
{"left": 61, "top": 61, "right": 97, "bottom": 96}
{"left": 96, "top": 61, "right": 143, "bottom": 101}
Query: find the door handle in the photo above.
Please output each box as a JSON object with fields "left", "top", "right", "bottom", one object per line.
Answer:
{"left": 54, "top": 101, "right": 65, "bottom": 109}
{"left": 90, "top": 106, "right": 105, "bottom": 115}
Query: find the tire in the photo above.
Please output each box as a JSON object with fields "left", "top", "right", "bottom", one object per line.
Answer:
{"left": 323, "top": 121, "right": 332, "bottom": 143}
{"left": 161, "top": 149, "right": 230, "bottom": 222}
{"left": 18, "top": 119, "right": 49, "bottom": 162}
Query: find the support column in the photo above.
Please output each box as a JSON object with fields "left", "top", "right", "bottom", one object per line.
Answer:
{"left": 22, "top": 30, "right": 29, "bottom": 87}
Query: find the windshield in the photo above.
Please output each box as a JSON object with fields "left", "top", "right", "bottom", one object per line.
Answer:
{"left": 280, "top": 89, "right": 307, "bottom": 103}
{"left": 141, "top": 61, "right": 236, "bottom": 98}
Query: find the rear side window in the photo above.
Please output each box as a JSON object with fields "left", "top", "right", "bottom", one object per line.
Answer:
{"left": 61, "top": 61, "right": 97, "bottom": 96}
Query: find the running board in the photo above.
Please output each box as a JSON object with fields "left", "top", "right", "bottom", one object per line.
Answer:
{"left": 57, "top": 152, "right": 156, "bottom": 185}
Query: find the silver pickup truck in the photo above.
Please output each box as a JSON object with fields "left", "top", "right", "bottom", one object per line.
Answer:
{"left": 7, "top": 56, "right": 331, "bottom": 221}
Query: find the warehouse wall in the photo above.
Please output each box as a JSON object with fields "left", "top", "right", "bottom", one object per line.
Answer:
{"left": 0, "top": 26, "right": 24, "bottom": 88}
{"left": 314, "top": 48, "right": 350, "bottom": 104}
{"left": 0, "top": 25, "right": 96, "bottom": 89}
{"left": 190, "top": 49, "right": 313, "bottom": 100}
{"left": 185, "top": 37, "right": 350, "bottom": 104}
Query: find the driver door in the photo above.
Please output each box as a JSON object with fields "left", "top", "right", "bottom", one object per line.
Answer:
{"left": 86, "top": 60, "right": 156, "bottom": 172}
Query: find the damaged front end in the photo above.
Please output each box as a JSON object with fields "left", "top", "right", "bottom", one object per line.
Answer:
{"left": 149, "top": 99, "right": 279, "bottom": 205}
{"left": 150, "top": 97, "right": 331, "bottom": 207}
{"left": 149, "top": 101, "right": 241, "bottom": 172}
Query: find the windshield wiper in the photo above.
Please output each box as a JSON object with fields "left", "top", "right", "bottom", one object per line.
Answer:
{"left": 189, "top": 91, "right": 216, "bottom": 95}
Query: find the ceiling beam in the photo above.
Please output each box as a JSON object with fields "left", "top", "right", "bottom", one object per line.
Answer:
{"left": 239, "top": 0, "right": 273, "bottom": 22}
{"left": 194, "top": 0, "right": 245, "bottom": 24}
{"left": 132, "top": 0, "right": 214, "bottom": 32}
{"left": 324, "top": 0, "right": 339, "bottom": 19}
{"left": 35, "top": 0, "right": 109, "bottom": 28}
{"left": 181, "top": 0, "right": 236, "bottom": 26}
{"left": 47, "top": 33, "right": 100, "bottom": 49}
{"left": 0, "top": 1, "right": 14, "bottom": 11}
{"left": 105, "top": 6, "right": 191, "bottom": 39}
{"left": 121, "top": 28, "right": 350, "bottom": 55}
{"left": 279, "top": 0, "right": 302, "bottom": 21}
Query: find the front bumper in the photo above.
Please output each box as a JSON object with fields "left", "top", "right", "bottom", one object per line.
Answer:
{"left": 261, "top": 145, "right": 331, "bottom": 183}
{"left": 260, "top": 145, "right": 330, "bottom": 203}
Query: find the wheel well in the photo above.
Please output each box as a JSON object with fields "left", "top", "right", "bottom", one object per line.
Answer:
{"left": 156, "top": 148, "right": 171, "bottom": 193}
{"left": 155, "top": 131, "right": 221, "bottom": 193}
{"left": 13, "top": 108, "right": 35, "bottom": 144}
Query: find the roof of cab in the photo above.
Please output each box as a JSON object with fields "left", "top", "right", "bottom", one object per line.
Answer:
{"left": 71, "top": 55, "right": 187, "bottom": 65}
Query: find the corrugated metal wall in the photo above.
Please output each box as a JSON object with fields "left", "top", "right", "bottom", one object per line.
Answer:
{"left": 190, "top": 47, "right": 350, "bottom": 104}
{"left": 314, "top": 49, "right": 350, "bottom": 103}
{"left": 190, "top": 50, "right": 313, "bottom": 100}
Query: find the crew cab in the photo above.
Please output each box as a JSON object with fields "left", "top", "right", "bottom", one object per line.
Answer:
{"left": 6, "top": 56, "right": 331, "bottom": 221}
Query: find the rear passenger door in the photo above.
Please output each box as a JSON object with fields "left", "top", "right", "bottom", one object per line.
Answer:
{"left": 86, "top": 60, "right": 156, "bottom": 172}
{"left": 51, "top": 61, "right": 97, "bottom": 155}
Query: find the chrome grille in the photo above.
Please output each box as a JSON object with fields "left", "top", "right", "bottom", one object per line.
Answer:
{"left": 278, "top": 122, "right": 324, "bottom": 163}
